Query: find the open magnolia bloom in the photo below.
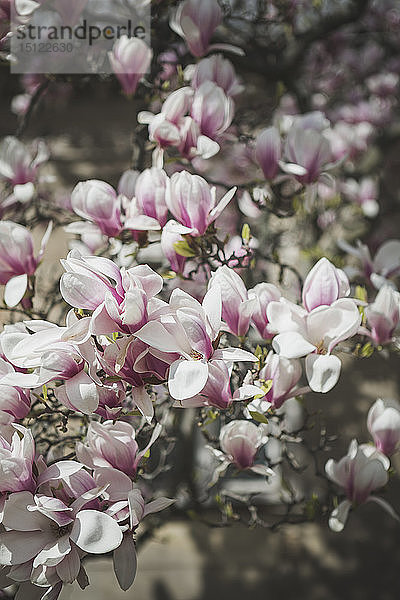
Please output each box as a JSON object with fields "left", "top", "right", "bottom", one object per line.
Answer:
{"left": 325, "top": 440, "right": 397, "bottom": 532}
{"left": 0, "top": 220, "right": 52, "bottom": 307}
{"left": 0, "top": 490, "right": 123, "bottom": 587}
{"left": 135, "top": 286, "right": 257, "bottom": 401}
{"left": 267, "top": 298, "right": 361, "bottom": 393}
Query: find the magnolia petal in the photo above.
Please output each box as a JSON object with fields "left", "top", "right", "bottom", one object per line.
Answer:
{"left": 329, "top": 499, "right": 351, "bottom": 532}
{"left": 272, "top": 332, "right": 315, "bottom": 359}
{"left": 113, "top": 534, "right": 137, "bottom": 591}
{"left": 305, "top": 353, "right": 341, "bottom": 393}
{"left": 56, "top": 546, "right": 81, "bottom": 584}
{"left": 70, "top": 510, "right": 123, "bottom": 554}
{"left": 143, "top": 497, "right": 175, "bottom": 517}
{"left": 64, "top": 372, "right": 99, "bottom": 415}
{"left": 212, "top": 347, "right": 257, "bottom": 362}
{"left": 4, "top": 275, "right": 28, "bottom": 308}
{"left": 168, "top": 359, "right": 209, "bottom": 400}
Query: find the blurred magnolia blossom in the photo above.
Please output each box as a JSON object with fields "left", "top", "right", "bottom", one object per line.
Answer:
{"left": 341, "top": 177, "right": 379, "bottom": 218}
{"left": 339, "top": 238, "right": 400, "bottom": 289}
{"left": 363, "top": 285, "right": 400, "bottom": 346}
{"left": 0, "top": 136, "right": 48, "bottom": 209}
{"left": 109, "top": 36, "right": 153, "bottom": 96}
{"left": 325, "top": 440, "right": 396, "bottom": 532}
{"left": 367, "top": 398, "right": 400, "bottom": 456}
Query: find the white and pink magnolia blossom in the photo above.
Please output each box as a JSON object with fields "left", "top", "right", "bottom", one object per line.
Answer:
{"left": 0, "top": 317, "right": 99, "bottom": 414}
{"left": 165, "top": 171, "right": 236, "bottom": 236}
{"left": 0, "top": 356, "right": 31, "bottom": 424}
{"left": 0, "top": 136, "right": 48, "bottom": 203}
{"left": 219, "top": 420, "right": 268, "bottom": 471}
{"left": 255, "top": 126, "right": 282, "bottom": 180}
{"left": 170, "top": 0, "right": 222, "bottom": 57}
{"left": 340, "top": 238, "right": 400, "bottom": 289}
{"left": 134, "top": 167, "right": 169, "bottom": 227}
{"left": 341, "top": 177, "right": 379, "bottom": 218}
{"left": 135, "top": 286, "right": 256, "bottom": 401}
{"left": 249, "top": 282, "right": 282, "bottom": 339}
{"left": 0, "top": 425, "right": 35, "bottom": 493}
{"left": 0, "top": 490, "right": 123, "bottom": 579}
{"left": 60, "top": 250, "right": 163, "bottom": 336}
{"left": 302, "top": 257, "right": 350, "bottom": 312}
{"left": 71, "top": 180, "right": 123, "bottom": 238}
{"left": 325, "top": 440, "right": 394, "bottom": 532}
{"left": 267, "top": 297, "right": 361, "bottom": 393}
{"left": 209, "top": 266, "right": 257, "bottom": 337}
{"left": 0, "top": 220, "right": 52, "bottom": 307}
{"left": 189, "top": 54, "right": 244, "bottom": 97}
{"left": 108, "top": 36, "right": 152, "bottom": 96}
{"left": 364, "top": 285, "right": 400, "bottom": 345}
{"left": 172, "top": 359, "right": 260, "bottom": 409}
{"left": 367, "top": 398, "right": 400, "bottom": 456}
{"left": 76, "top": 421, "right": 161, "bottom": 478}
{"left": 282, "top": 126, "right": 334, "bottom": 185}
{"left": 160, "top": 219, "right": 189, "bottom": 273}
{"left": 191, "top": 81, "right": 234, "bottom": 140}
{"left": 258, "top": 351, "right": 304, "bottom": 409}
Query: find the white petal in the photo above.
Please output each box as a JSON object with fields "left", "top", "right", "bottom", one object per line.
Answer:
{"left": 212, "top": 348, "right": 257, "bottom": 362}
{"left": 4, "top": 275, "right": 28, "bottom": 308}
{"left": 272, "top": 332, "right": 316, "bottom": 358}
{"left": 305, "top": 353, "right": 341, "bottom": 393}
{"left": 168, "top": 359, "right": 209, "bottom": 400}
{"left": 64, "top": 372, "right": 99, "bottom": 414}
{"left": 70, "top": 510, "right": 123, "bottom": 554}
{"left": 329, "top": 500, "right": 351, "bottom": 532}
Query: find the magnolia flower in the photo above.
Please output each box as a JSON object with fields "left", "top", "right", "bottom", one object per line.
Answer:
{"left": 258, "top": 351, "right": 304, "bottom": 409}
{"left": 191, "top": 81, "right": 234, "bottom": 140}
{"left": 172, "top": 359, "right": 260, "bottom": 409}
{"left": 0, "top": 425, "right": 35, "bottom": 493}
{"left": 220, "top": 420, "right": 268, "bottom": 470}
{"left": 249, "top": 282, "right": 282, "bottom": 339}
{"left": 341, "top": 178, "right": 379, "bottom": 218}
{"left": 0, "top": 220, "right": 52, "bottom": 307}
{"left": 134, "top": 167, "right": 168, "bottom": 227}
{"left": 302, "top": 257, "right": 350, "bottom": 312}
{"left": 60, "top": 250, "right": 163, "bottom": 336}
{"left": 364, "top": 286, "right": 400, "bottom": 345}
{"left": 70, "top": 180, "right": 123, "bottom": 238}
{"left": 282, "top": 126, "right": 334, "bottom": 185}
{"left": 0, "top": 356, "right": 31, "bottom": 424}
{"left": 208, "top": 266, "right": 257, "bottom": 337}
{"left": 135, "top": 286, "right": 256, "bottom": 401}
{"left": 255, "top": 127, "right": 282, "bottom": 180}
{"left": 267, "top": 297, "right": 361, "bottom": 393}
{"left": 76, "top": 421, "right": 161, "bottom": 478}
{"left": 325, "top": 440, "right": 395, "bottom": 532}
{"left": 0, "top": 136, "right": 48, "bottom": 203}
{"left": 109, "top": 36, "right": 152, "bottom": 96}
{"left": 339, "top": 238, "right": 400, "bottom": 289}
{"left": 170, "top": 0, "right": 222, "bottom": 57}
{"left": 207, "top": 420, "right": 272, "bottom": 486}
{"left": 189, "top": 54, "right": 244, "bottom": 97}
{"left": 160, "top": 219, "right": 188, "bottom": 273}
{"left": 165, "top": 171, "right": 236, "bottom": 236}
{"left": 0, "top": 490, "right": 123, "bottom": 573}
{"left": 367, "top": 398, "right": 400, "bottom": 456}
